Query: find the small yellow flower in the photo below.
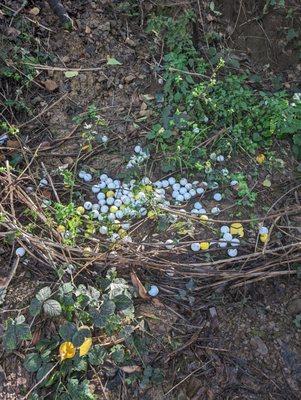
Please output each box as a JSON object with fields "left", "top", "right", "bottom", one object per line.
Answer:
{"left": 79, "top": 337, "right": 92, "bottom": 357}
{"left": 145, "top": 185, "right": 153, "bottom": 193}
{"left": 76, "top": 206, "right": 85, "bottom": 215}
{"left": 59, "top": 341, "right": 76, "bottom": 361}
{"left": 200, "top": 241, "right": 210, "bottom": 250}
{"left": 56, "top": 225, "right": 65, "bottom": 234}
{"left": 147, "top": 210, "right": 156, "bottom": 220}
{"left": 106, "top": 190, "right": 115, "bottom": 198}
{"left": 256, "top": 154, "right": 266, "bottom": 164}
{"left": 260, "top": 233, "right": 269, "bottom": 243}
{"left": 199, "top": 215, "right": 209, "bottom": 223}
{"left": 230, "top": 223, "right": 244, "bottom": 237}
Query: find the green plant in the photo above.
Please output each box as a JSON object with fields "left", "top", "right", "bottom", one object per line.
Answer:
{"left": 146, "top": 12, "right": 301, "bottom": 174}
{"left": 3, "top": 269, "right": 154, "bottom": 399}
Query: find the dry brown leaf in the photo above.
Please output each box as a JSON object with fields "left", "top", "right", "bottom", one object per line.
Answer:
{"left": 29, "top": 7, "right": 40, "bottom": 16}
{"left": 7, "top": 140, "right": 20, "bottom": 149}
{"left": 44, "top": 79, "right": 58, "bottom": 92}
{"left": 120, "top": 365, "right": 141, "bottom": 373}
{"left": 130, "top": 272, "right": 149, "bottom": 300}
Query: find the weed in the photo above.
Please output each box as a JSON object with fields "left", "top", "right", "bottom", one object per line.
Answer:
{"left": 3, "top": 269, "right": 158, "bottom": 399}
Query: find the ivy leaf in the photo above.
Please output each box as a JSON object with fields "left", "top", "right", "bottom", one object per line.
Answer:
{"left": 36, "top": 287, "right": 52, "bottom": 302}
{"left": 36, "top": 363, "right": 55, "bottom": 382}
{"left": 106, "top": 57, "right": 122, "bottom": 66}
{"left": 24, "top": 353, "right": 42, "bottom": 372}
{"left": 43, "top": 299, "right": 62, "bottom": 317}
{"left": 88, "top": 345, "right": 107, "bottom": 366}
{"left": 262, "top": 178, "right": 272, "bottom": 187}
{"left": 4, "top": 318, "right": 32, "bottom": 351}
{"left": 72, "top": 327, "right": 91, "bottom": 347}
{"left": 59, "top": 322, "right": 77, "bottom": 341}
{"left": 110, "top": 345, "right": 125, "bottom": 364}
{"left": 29, "top": 298, "right": 42, "bottom": 317}
{"left": 113, "top": 294, "right": 133, "bottom": 311}
{"left": 64, "top": 71, "right": 79, "bottom": 78}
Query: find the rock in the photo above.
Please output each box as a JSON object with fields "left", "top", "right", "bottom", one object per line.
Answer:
{"left": 288, "top": 299, "right": 301, "bottom": 316}
{"left": 125, "top": 37, "right": 136, "bottom": 47}
{"left": 43, "top": 79, "right": 58, "bottom": 92}
{"left": 124, "top": 74, "right": 135, "bottom": 84}
{"left": 250, "top": 336, "right": 269, "bottom": 355}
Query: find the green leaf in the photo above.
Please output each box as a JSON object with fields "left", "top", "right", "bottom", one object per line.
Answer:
{"left": 24, "top": 353, "right": 42, "bottom": 372}
{"left": 101, "top": 299, "right": 116, "bottom": 315}
{"left": 29, "top": 298, "right": 42, "bottom": 317}
{"left": 113, "top": 294, "right": 133, "bottom": 311}
{"left": 64, "top": 71, "right": 79, "bottom": 78}
{"left": 88, "top": 345, "right": 107, "bottom": 366}
{"left": 72, "top": 328, "right": 91, "bottom": 347}
{"left": 59, "top": 322, "right": 77, "bottom": 341}
{"left": 36, "top": 287, "right": 52, "bottom": 302}
{"left": 110, "top": 345, "right": 125, "bottom": 364}
{"left": 106, "top": 57, "right": 122, "bottom": 66}
{"left": 43, "top": 299, "right": 62, "bottom": 317}
{"left": 262, "top": 178, "right": 271, "bottom": 187}
{"left": 36, "top": 363, "right": 54, "bottom": 383}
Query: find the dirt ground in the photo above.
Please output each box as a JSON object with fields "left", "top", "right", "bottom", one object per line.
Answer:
{"left": 0, "top": 1, "right": 300, "bottom": 399}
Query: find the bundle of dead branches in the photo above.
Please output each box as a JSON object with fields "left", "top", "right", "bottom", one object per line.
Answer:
{"left": 0, "top": 164, "right": 300, "bottom": 293}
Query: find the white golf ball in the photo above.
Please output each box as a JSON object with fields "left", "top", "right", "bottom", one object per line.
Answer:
{"left": 231, "top": 238, "right": 240, "bottom": 247}
{"left": 216, "top": 155, "right": 224, "bottom": 162}
{"left": 194, "top": 202, "right": 202, "bottom": 210}
{"left": 84, "top": 201, "right": 92, "bottom": 210}
{"left": 91, "top": 210, "right": 99, "bottom": 219}
{"left": 92, "top": 185, "right": 100, "bottom": 193}
{"left": 213, "top": 193, "right": 222, "bottom": 201}
{"left": 211, "top": 207, "right": 220, "bottom": 215}
{"left": 97, "top": 192, "right": 105, "bottom": 200}
{"left": 101, "top": 205, "right": 109, "bottom": 213}
{"left": 172, "top": 183, "right": 181, "bottom": 191}
{"left": 218, "top": 240, "right": 227, "bottom": 248}
{"left": 230, "top": 180, "right": 238, "bottom": 186}
{"left": 106, "top": 197, "right": 114, "bottom": 206}
{"left": 148, "top": 285, "right": 159, "bottom": 297}
{"left": 180, "top": 178, "right": 188, "bottom": 186}
{"left": 100, "top": 174, "right": 108, "bottom": 181}
{"left": 184, "top": 192, "right": 191, "bottom": 201}
{"left": 191, "top": 243, "right": 200, "bottom": 252}
{"left": 259, "top": 226, "right": 269, "bottom": 234}
{"left": 134, "top": 145, "right": 142, "bottom": 154}
{"left": 189, "top": 189, "right": 196, "bottom": 197}
{"left": 92, "top": 204, "right": 100, "bottom": 210}
{"left": 16, "top": 247, "right": 25, "bottom": 257}
{"left": 228, "top": 248, "right": 238, "bottom": 257}
{"left": 220, "top": 225, "right": 230, "bottom": 234}
{"left": 168, "top": 177, "right": 176, "bottom": 185}
{"left": 165, "top": 239, "right": 175, "bottom": 249}
{"left": 79, "top": 171, "right": 86, "bottom": 179}
{"left": 116, "top": 210, "right": 124, "bottom": 219}
{"left": 176, "top": 194, "right": 184, "bottom": 202}
{"left": 162, "top": 180, "right": 169, "bottom": 188}
{"left": 99, "top": 226, "right": 108, "bottom": 235}
{"left": 223, "top": 232, "right": 233, "bottom": 241}
{"left": 179, "top": 187, "right": 187, "bottom": 195}
{"left": 196, "top": 187, "right": 205, "bottom": 195}
{"left": 83, "top": 173, "right": 92, "bottom": 182}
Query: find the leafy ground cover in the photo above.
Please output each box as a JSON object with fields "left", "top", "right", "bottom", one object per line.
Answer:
{"left": 0, "top": 1, "right": 300, "bottom": 399}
